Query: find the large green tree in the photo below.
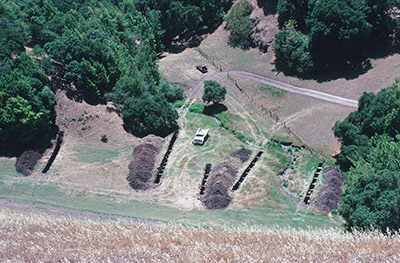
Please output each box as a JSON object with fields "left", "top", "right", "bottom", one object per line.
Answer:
{"left": 274, "top": 22, "right": 314, "bottom": 74}
{"left": 225, "top": 0, "right": 255, "bottom": 48}
{"left": 333, "top": 80, "right": 400, "bottom": 170}
{"left": 202, "top": 80, "right": 227, "bottom": 104}
{"left": 0, "top": 54, "right": 55, "bottom": 147}
{"left": 307, "top": 0, "right": 372, "bottom": 68}
{"left": 339, "top": 135, "right": 400, "bottom": 233}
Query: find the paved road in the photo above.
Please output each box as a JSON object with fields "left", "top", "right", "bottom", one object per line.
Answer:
{"left": 187, "top": 70, "right": 358, "bottom": 108}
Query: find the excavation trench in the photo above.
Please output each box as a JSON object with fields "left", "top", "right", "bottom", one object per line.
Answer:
{"left": 232, "top": 151, "right": 263, "bottom": 191}
{"left": 42, "top": 131, "right": 64, "bottom": 173}
{"left": 304, "top": 163, "right": 323, "bottom": 205}
{"left": 199, "top": 163, "right": 212, "bottom": 195}
{"left": 154, "top": 130, "right": 179, "bottom": 184}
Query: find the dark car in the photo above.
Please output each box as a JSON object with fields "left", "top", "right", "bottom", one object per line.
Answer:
{"left": 196, "top": 64, "right": 208, "bottom": 73}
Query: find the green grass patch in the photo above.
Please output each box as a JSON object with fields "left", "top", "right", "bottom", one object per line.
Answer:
{"left": 0, "top": 158, "right": 19, "bottom": 177}
{"left": 188, "top": 103, "right": 205, "bottom": 113}
{"left": 0, "top": 178, "right": 342, "bottom": 230}
{"left": 266, "top": 142, "right": 292, "bottom": 175}
{"left": 74, "top": 144, "right": 132, "bottom": 164}
{"left": 259, "top": 85, "right": 288, "bottom": 99}
{"left": 171, "top": 99, "right": 185, "bottom": 108}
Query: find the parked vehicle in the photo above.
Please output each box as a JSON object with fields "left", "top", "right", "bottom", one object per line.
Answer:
{"left": 196, "top": 64, "right": 208, "bottom": 73}
{"left": 192, "top": 128, "right": 209, "bottom": 145}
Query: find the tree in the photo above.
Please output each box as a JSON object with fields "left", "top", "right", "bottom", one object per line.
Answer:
{"left": 225, "top": 0, "right": 255, "bottom": 49}
{"left": 333, "top": 80, "right": 400, "bottom": 170}
{"left": 339, "top": 135, "right": 400, "bottom": 233}
{"left": 0, "top": 55, "right": 56, "bottom": 148}
{"left": 122, "top": 94, "right": 178, "bottom": 137}
{"left": 274, "top": 22, "right": 314, "bottom": 75}
{"left": 277, "top": 0, "right": 309, "bottom": 30}
{"left": 202, "top": 80, "right": 226, "bottom": 104}
{"left": 306, "top": 0, "right": 372, "bottom": 68}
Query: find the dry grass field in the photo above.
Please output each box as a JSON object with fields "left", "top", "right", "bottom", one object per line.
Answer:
{"left": 1, "top": 209, "right": 399, "bottom": 263}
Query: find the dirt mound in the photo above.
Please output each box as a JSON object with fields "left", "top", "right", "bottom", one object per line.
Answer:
{"left": 126, "top": 135, "right": 164, "bottom": 190}
{"left": 313, "top": 167, "right": 345, "bottom": 213}
{"left": 201, "top": 148, "right": 252, "bottom": 209}
{"left": 15, "top": 150, "right": 43, "bottom": 176}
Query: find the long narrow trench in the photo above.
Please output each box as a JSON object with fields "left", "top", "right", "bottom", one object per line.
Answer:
{"left": 232, "top": 151, "right": 264, "bottom": 191}
{"left": 154, "top": 131, "right": 179, "bottom": 184}
{"left": 42, "top": 131, "right": 64, "bottom": 173}
{"left": 199, "top": 163, "right": 212, "bottom": 195}
{"left": 303, "top": 163, "right": 323, "bottom": 205}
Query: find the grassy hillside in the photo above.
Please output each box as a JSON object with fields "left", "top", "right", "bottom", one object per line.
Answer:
{"left": 1, "top": 209, "right": 399, "bottom": 262}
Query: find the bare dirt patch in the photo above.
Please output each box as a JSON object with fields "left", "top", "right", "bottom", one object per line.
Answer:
{"left": 201, "top": 148, "right": 252, "bottom": 209}
{"left": 127, "top": 135, "right": 165, "bottom": 190}
{"left": 15, "top": 150, "right": 43, "bottom": 176}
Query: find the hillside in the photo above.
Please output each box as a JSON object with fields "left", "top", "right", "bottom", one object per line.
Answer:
{"left": 1, "top": 209, "right": 399, "bottom": 262}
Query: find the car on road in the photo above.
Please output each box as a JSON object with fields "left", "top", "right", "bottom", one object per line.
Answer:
{"left": 192, "top": 128, "right": 209, "bottom": 145}
{"left": 196, "top": 64, "right": 208, "bottom": 73}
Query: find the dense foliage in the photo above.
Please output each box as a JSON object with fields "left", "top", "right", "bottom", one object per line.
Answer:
{"left": 225, "top": 0, "right": 255, "bottom": 48}
{"left": 202, "top": 80, "right": 227, "bottom": 104}
{"left": 333, "top": 80, "right": 400, "bottom": 171}
{"left": 339, "top": 135, "right": 400, "bottom": 233}
{"left": 275, "top": 0, "right": 400, "bottom": 75}
{"left": 0, "top": 0, "right": 229, "bottom": 140}
{"left": 0, "top": 54, "right": 55, "bottom": 147}
{"left": 334, "top": 80, "right": 400, "bottom": 233}
{"left": 274, "top": 22, "right": 314, "bottom": 74}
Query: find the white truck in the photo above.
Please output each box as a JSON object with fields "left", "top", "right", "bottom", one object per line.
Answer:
{"left": 192, "top": 128, "right": 209, "bottom": 145}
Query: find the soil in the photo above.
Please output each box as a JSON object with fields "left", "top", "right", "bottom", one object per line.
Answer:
{"left": 126, "top": 135, "right": 165, "bottom": 190}
{"left": 313, "top": 167, "right": 345, "bottom": 213}
{"left": 201, "top": 148, "right": 252, "bottom": 209}
{"left": 15, "top": 150, "right": 43, "bottom": 176}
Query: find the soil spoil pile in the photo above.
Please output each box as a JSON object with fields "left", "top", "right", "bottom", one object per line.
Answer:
{"left": 313, "top": 167, "right": 345, "bottom": 213}
{"left": 15, "top": 150, "right": 43, "bottom": 176}
{"left": 126, "top": 135, "right": 164, "bottom": 190}
{"left": 201, "top": 148, "right": 252, "bottom": 209}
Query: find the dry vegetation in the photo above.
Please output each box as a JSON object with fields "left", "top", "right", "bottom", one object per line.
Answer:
{"left": 1, "top": 209, "right": 399, "bottom": 262}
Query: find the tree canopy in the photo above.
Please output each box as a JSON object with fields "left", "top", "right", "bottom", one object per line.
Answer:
{"left": 275, "top": 0, "right": 400, "bottom": 75}
{"left": 202, "top": 80, "right": 227, "bottom": 104}
{"left": 0, "top": 0, "right": 230, "bottom": 140}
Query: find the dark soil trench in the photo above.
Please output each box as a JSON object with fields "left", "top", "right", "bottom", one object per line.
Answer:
{"left": 199, "top": 163, "right": 212, "bottom": 195}
{"left": 42, "top": 131, "right": 64, "bottom": 173}
{"left": 232, "top": 151, "right": 263, "bottom": 191}
{"left": 303, "top": 163, "right": 323, "bottom": 205}
{"left": 154, "top": 131, "right": 179, "bottom": 184}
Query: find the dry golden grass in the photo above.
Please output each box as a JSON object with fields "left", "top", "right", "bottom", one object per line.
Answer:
{"left": 1, "top": 210, "right": 399, "bottom": 262}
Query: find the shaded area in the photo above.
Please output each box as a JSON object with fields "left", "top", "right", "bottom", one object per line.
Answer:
{"left": 232, "top": 151, "right": 263, "bottom": 191}
{"left": 313, "top": 168, "right": 345, "bottom": 213}
{"left": 201, "top": 148, "right": 252, "bottom": 209}
{"left": 257, "top": 0, "right": 278, "bottom": 15}
{"left": 154, "top": 131, "right": 179, "bottom": 184}
{"left": 199, "top": 163, "right": 212, "bottom": 195}
{"left": 42, "top": 131, "right": 64, "bottom": 174}
{"left": 303, "top": 163, "right": 323, "bottom": 205}
{"left": 126, "top": 135, "right": 164, "bottom": 190}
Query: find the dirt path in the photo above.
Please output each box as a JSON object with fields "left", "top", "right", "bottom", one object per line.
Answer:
{"left": 0, "top": 199, "right": 160, "bottom": 224}
{"left": 185, "top": 71, "right": 358, "bottom": 109}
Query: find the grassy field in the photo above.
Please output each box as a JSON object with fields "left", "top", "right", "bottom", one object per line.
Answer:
{"left": 1, "top": 209, "right": 399, "bottom": 262}
{"left": 0, "top": 105, "right": 342, "bottom": 230}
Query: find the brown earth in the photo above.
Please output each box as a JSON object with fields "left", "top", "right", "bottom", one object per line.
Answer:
{"left": 127, "top": 135, "right": 165, "bottom": 190}
{"left": 201, "top": 148, "right": 252, "bottom": 209}
{"left": 15, "top": 150, "right": 43, "bottom": 176}
{"left": 313, "top": 167, "right": 345, "bottom": 213}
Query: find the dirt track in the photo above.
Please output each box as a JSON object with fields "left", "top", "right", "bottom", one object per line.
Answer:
{"left": 186, "top": 70, "right": 358, "bottom": 108}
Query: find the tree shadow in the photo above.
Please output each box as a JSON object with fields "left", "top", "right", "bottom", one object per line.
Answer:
{"left": 203, "top": 103, "right": 228, "bottom": 115}
{"left": 257, "top": 0, "right": 278, "bottom": 15}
